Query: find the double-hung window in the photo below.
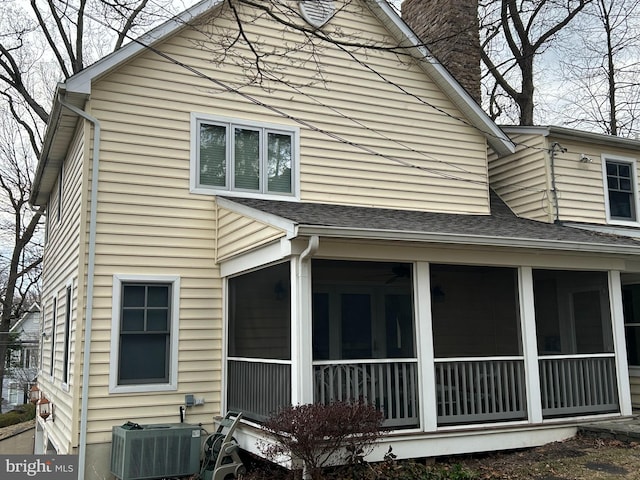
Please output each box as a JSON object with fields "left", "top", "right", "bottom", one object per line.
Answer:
{"left": 110, "top": 275, "right": 180, "bottom": 393}
{"left": 604, "top": 155, "right": 639, "bottom": 223}
{"left": 192, "top": 114, "right": 298, "bottom": 197}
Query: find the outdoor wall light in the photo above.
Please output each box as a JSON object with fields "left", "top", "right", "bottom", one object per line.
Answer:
{"left": 580, "top": 154, "right": 592, "bottom": 163}
{"left": 37, "top": 395, "right": 52, "bottom": 421}
{"left": 29, "top": 384, "right": 41, "bottom": 404}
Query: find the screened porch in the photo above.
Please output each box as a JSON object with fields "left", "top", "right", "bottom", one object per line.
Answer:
{"left": 225, "top": 260, "right": 621, "bottom": 428}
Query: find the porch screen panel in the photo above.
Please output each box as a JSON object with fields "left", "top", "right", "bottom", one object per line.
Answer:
{"left": 533, "top": 269, "right": 617, "bottom": 418}
{"left": 429, "top": 264, "right": 524, "bottom": 426}
{"left": 533, "top": 270, "right": 613, "bottom": 356}
{"left": 228, "top": 262, "right": 291, "bottom": 360}
{"left": 311, "top": 260, "right": 415, "bottom": 361}
{"left": 341, "top": 293, "right": 372, "bottom": 359}
{"left": 430, "top": 264, "right": 521, "bottom": 358}
{"left": 622, "top": 284, "right": 640, "bottom": 367}
{"left": 311, "top": 260, "right": 418, "bottom": 428}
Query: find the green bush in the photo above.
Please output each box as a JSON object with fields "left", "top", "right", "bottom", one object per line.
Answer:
{"left": 0, "top": 402, "right": 36, "bottom": 428}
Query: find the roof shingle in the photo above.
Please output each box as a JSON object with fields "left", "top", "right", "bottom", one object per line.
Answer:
{"left": 221, "top": 192, "right": 640, "bottom": 249}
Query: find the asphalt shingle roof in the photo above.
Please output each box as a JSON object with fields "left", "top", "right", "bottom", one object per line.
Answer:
{"left": 222, "top": 192, "right": 640, "bottom": 249}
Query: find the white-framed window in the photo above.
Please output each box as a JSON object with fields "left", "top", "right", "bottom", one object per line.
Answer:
{"left": 8, "top": 383, "right": 19, "bottom": 404}
{"left": 109, "top": 274, "right": 180, "bottom": 393}
{"left": 44, "top": 208, "right": 49, "bottom": 244}
{"left": 602, "top": 154, "right": 640, "bottom": 224}
{"left": 57, "top": 165, "right": 63, "bottom": 223}
{"left": 190, "top": 113, "right": 299, "bottom": 198}
{"left": 62, "top": 284, "right": 72, "bottom": 386}
{"left": 49, "top": 296, "right": 57, "bottom": 378}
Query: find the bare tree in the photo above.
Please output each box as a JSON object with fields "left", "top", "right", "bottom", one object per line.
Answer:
{"left": 0, "top": 0, "right": 187, "bottom": 400}
{"left": 480, "top": 0, "right": 592, "bottom": 125}
{"left": 0, "top": 112, "right": 43, "bottom": 397}
{"left": 2, "top": 328, "right": 39, "bottom": 411}
{"left": 553, "top": 0, "right": 640, "bottom": 136}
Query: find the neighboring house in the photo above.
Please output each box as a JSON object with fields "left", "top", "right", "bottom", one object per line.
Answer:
{"left": 1, "top": 304, "right": 40, "bottom": 412}
{"left": 29, "top": 0, "right": 640, "bottom": 479}
{"left": 488, "top": 125, "right": 640, "bottom": 408}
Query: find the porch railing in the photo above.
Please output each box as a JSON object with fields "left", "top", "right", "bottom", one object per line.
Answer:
{"left": 313, "top": 360, "right": 419, "bottom": 428}
{"left": 435, "top": 357, "right": 527, "bottom": 425}
{"left": 227, "top": 358, "right": 291, "bottom": 422}
{"left": 539, "top": 355, "right": 618, "bottom": 417}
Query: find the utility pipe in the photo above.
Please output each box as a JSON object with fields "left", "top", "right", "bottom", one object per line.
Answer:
{"left": 549, "top": 142, "right": 566, "bottom": 224}
{"left": 57, "top": 93, "right": 101, "bottom": 480}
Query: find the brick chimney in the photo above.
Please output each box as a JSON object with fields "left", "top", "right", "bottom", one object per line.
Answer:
{"left": 402, "top": 0, "right": 482, "bottom": 105}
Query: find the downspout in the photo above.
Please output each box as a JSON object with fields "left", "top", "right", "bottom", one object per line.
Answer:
{"left": 57, "top": 93, "right": 100, "bottom": 480}
{"left": 549, "top": 142, "right": 566, "bottom": 224}
{"left": 299, "top": 235, "right": 319, "bottom": 264}
{"left": 296, "top": 235, "right": 318, "bottom": 480}
{"left": 297, "top": 235, "right": 319, "bottom": 402}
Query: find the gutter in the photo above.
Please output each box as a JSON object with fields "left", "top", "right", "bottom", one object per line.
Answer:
{"left": 57, "top": 93, "right": 100, "bottom": 480}
{"left": 295, "top": 225, "right": 640, "bottom": 256}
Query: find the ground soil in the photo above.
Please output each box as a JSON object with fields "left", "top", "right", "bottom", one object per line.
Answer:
{"left": 447, "top": 433, "right": 640, "bottom": 479}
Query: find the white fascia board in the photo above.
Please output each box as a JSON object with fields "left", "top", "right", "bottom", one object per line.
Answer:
{"left": 365, "top": 0, "right": 514, "bottom": 157}
{"left": 65, "top": 0, "right": 223, "bottom": 95}
{"left": 503, "top": 125, "right": 640, "bottom": 151}
{"left": 220, "top": 238, "right": 292, "bottom": 277}
{"left": 296, "top": 225, "right": 640, "bottom": 256}
{"left": 215, "top": 197, "right": 297, "bottom": 238}
{"left": 500, "top": 125, "right": 552, "bottom": 137}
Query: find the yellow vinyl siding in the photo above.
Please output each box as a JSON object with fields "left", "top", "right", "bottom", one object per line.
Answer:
{"left": 492, "top": 130, "right": 640, "bottom": 225}
{"left": 91, "top": 0, "right": 490, "bottom": 215}
{"left": 71, "top": 0, "right": 496, "bottom": 443}
{"left": 216, "top": 208, "right": 287, "bottom": 262}
{"left": 548, "top": 139, "right": 606, "bottom": 224}
{"left": 549, "top": 136, "right": 638, "bottom": 225}
{"left": 39, "top": 126, "right": 84, "bottom": 453}
{"left": 489, "top": 133, "right": 552, "bottom": 222}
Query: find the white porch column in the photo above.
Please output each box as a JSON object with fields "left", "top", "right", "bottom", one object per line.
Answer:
{"left": 291, "top": 237, "right": 318, "bottom": 406}
{"left": 415, "top": 262, "right": 437, "bottom": 432}
{"left": 519, "top": 267, "right": 542, "bottom": 423}
{"left": 610, "top": 270, "right": 632, "bottom": 416}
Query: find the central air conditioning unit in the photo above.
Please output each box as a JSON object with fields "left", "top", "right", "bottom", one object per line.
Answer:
{"left": 110, "top": 423, "right": 202, "bottom": 480}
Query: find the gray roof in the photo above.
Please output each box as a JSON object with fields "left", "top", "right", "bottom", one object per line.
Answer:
{"left": 221, "top": 192, "right": 640, "bottom": 253}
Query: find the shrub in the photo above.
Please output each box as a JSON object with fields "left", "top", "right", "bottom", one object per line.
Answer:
{"left": 0, "top": 402, "right": 36, "bottom": 428}
{"left": 260, "top": 401, "right": 384, "bottom": 480}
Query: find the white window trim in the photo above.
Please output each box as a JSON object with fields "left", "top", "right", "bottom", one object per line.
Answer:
{"left": 602, "top": 153, "right": 640, "bottom": 226}
{"left": 189, "top": 112, "right": 300, "bottom": 200}
{"left": 109, "top": 274, "right": 181, "bottom": 394}
{"left": 49, "top": 295, "right": 57, "bottom": 381}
